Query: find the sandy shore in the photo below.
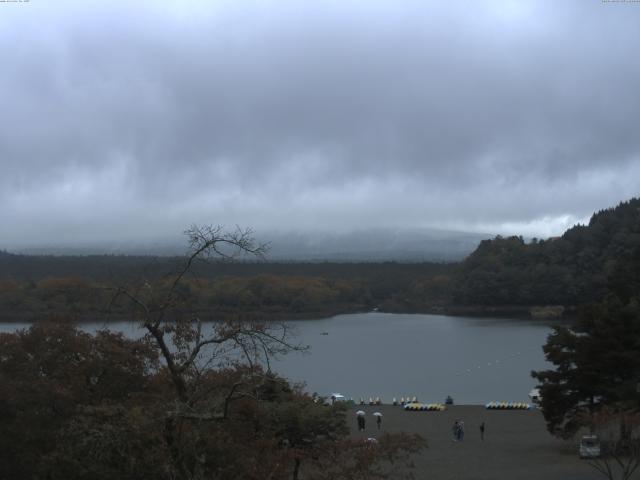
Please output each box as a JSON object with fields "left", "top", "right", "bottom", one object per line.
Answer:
{"left": 350, "top": 405, "right": 603, "bottom": 480}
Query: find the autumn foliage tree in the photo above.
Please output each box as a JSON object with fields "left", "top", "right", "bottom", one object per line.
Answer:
{"left": 0, "top": 322, "right": 159, "bottom": 479}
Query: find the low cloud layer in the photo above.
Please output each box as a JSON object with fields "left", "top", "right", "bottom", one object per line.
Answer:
{"left": 1, "top": 0, "right": 639, "bottom": 247}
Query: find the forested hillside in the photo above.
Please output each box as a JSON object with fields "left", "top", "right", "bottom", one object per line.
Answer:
{"left": 452, "top": 198, "right": 640, "bottom": 307}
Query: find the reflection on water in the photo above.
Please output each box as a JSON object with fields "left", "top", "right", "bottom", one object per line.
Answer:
{"left": 0, "top": 312, "right": 556, "bottom": 404}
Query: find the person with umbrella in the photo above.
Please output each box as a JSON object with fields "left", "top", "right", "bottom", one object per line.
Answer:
{"left": 373, "top": 412, "right": 383, "bottom": 430}
{"left": 356, "top": 410, "right": 366, "bottom": 431}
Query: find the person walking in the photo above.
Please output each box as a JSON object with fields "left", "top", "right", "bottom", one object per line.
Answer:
{"left": 452, "top": 420, "right": 460, "bottom": 441}
{"left": 479, "top": 421, "right": 486, "bottom": 441}
{"left": 357, "top": 415, "right": 366, "bottom": 431}
{"left": 376, "top": 415, "right": 382, "bottom": 430}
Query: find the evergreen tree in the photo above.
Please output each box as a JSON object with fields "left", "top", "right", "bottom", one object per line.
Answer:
{"left": 532, "top": 242, "right": 640, "bottom": 438}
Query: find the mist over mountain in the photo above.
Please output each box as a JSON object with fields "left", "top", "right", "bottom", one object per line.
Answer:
{"left": 11, "top": 228, "right": 490, "bottom": 262}
{"left": 263, "top": 228, "right": 490, "bottom": 261}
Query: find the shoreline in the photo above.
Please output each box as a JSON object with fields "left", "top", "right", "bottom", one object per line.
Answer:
{"left": 0, "top": 304, "right": 576, "bottom": 324}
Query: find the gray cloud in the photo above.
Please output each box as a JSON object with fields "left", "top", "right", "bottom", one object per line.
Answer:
{"left": 1, "top": 0, "right": 639, "bottom": 246}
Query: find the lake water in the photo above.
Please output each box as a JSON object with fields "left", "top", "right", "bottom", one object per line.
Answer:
{"left": 0, "top": 312, "right": 556, "bottom": 404}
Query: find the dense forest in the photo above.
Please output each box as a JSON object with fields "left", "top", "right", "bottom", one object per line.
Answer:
{"left": 1, "top": 197, "right": 638, "bottom": 321}
{"left": 0, "top": 256, "right": 451, "bottom": 321}
{"left": 452, "top": 197, "right": 640, "bottom": 308}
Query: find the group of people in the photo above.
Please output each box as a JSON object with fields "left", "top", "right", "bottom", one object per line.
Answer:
{"left": 357, "top": 413, "right": 486, "bottom": 442}
{"left": 357, "top": 414, "right": 382, "bottom": 431}
{"left": 452, "top": 420, "right": 465, "bottom": 441}
{"left": 452, "top": 420, "right": 486, "bottom": 441}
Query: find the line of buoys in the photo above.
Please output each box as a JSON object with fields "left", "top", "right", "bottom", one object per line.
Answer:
{"left": 404, "top": 403, "right": 446, "bottom": 411}
{"left": 485, "top": 401, "right": 531, "bottom": 410}
{"left": 454, "top": 347, "right": 538, "bottom": 377}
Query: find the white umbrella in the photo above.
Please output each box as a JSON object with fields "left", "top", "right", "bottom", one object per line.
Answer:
{"left": 373, "top": 412, "right": 383, "bottom": 417}
{"left": 356, "top": 410, "right": 366, "bottom": 416}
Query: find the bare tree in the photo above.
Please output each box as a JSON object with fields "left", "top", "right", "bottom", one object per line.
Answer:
{"left": 583, "top": 406, "right": 640, "bottom": 480}
{"left": 110, "top": 225, "right": 306, "bottom": 479}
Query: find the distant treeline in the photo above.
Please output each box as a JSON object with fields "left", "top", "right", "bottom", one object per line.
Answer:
{"left": 0, "top": 256, "right": 453, "bottom": 321}
{"left": 1, "top": 197, "right": 638, "bottom": 321}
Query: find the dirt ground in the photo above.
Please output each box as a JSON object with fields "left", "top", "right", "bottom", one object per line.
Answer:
{"left": 350, "top": 405, "right": 606, "bottom": 480}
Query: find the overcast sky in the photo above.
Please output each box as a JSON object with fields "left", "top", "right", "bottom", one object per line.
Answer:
{"left": 1, "top": 0, "right": 639, "bottom": 247}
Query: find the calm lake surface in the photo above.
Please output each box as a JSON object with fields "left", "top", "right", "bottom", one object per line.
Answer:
{"left": 0, "top": 312, "right": 556, "bottom": 404}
